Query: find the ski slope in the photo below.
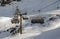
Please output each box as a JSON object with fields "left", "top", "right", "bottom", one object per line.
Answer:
{"left": 0, "top": 0, "right": 60, "bottom": 16}
{"left": 0, "top": 0, "right": 60, "bottom": 39}
{"left": 0, "top": 14, "right": 60, "bottom": 39}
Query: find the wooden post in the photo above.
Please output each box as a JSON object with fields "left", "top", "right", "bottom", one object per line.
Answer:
{"left": 20, "top": 16, "right": 22, "bottom": 34}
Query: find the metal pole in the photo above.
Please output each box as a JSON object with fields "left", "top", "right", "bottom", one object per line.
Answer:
{"left": 20, "top": 16, "right": 22, "bottom": 34}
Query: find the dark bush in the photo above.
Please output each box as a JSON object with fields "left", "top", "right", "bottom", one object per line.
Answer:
{"left": 10, "top": 27, "right": 16, "bottom": 33}
{"left": 31, "top": 18, "right": 44, "bottom": 24}
{"left": 23, "top": 17, "right": 28, "bottom": 20}
{"left": 7, "top": 29, "right": 10, "bottom": 31}
{"left": 15, "top": 25, "right": 19, "bottom": 27}
{"left": 57, "top": 7, "right": 59, "bottom": 9}
{"left": 38, "top": 10, "right": 41, "bottom": 12}
{"left": 56, "top": 14, "right": 60, "bottom": 17}
{"left": 1, "top": 4, "right": 5, "bottom": 6}
{"left": 17, "top": 0, "right": 21, "bottom": 1}
{"left": 1, "top": 0, "right": 11, "bottom": 6}
{"left": 49, "top": 17, "right": 56, "bottom": 21}
{"left": 10, "top": 27, "right": 20, "bottom": 35}
{"left": 13, "top": 0, "right": 16, "bottom": 1}
{"left": 1, "top": 0, "right": 6, "bottom": 6}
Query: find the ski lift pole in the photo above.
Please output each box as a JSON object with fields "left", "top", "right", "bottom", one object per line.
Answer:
{"left": 19, "top": 14, "right": 22, "bottom": 34}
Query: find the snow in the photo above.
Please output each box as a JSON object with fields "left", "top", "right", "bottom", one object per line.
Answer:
{"left": 0, "top": 0, "right": 60, "bottom": 39}
{"left": 0, "top": 14, "right": 60, "bottom": 39}
{"left": 0, "top": 0, "right": 60, "bottom": 16}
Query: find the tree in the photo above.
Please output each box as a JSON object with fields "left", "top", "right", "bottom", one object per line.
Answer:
{"left": 1, "top": 0, "right": 6, "bottom": 6}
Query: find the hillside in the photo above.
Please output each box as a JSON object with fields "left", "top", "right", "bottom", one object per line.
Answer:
{"left": 0, "top": 0, "right": 60, "bottom": 39}
{"left": 0, "top": 0, "right": 60, "bottom": 16}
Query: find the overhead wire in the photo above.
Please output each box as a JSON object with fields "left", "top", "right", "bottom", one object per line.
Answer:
{"left": 40, "top": 0, "right": 60, "bottom": 10}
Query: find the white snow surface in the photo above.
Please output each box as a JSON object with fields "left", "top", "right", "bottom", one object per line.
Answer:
{"left": 0, "top": 0, "right": 60, "bottom": 16}
{"left": 0, "top": 0, "right": 60, "bottom": 39}
{"left": 0, "top": 14, "right": 60, "bottom": 39}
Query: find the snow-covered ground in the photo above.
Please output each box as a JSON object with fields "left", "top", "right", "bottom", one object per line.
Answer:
{"left": 0, "top": 0, "right": 60, "bottom": 39}
{"left": 0, "top": 14, "right": 60, "bottom": 39}
{"left": 0, "top": 0, "right": 60, "bottom": 16}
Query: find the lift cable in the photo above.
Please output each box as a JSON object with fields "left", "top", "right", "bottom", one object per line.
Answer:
{"left": 40, "top": 0, "right": 60, "bottom": 10}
